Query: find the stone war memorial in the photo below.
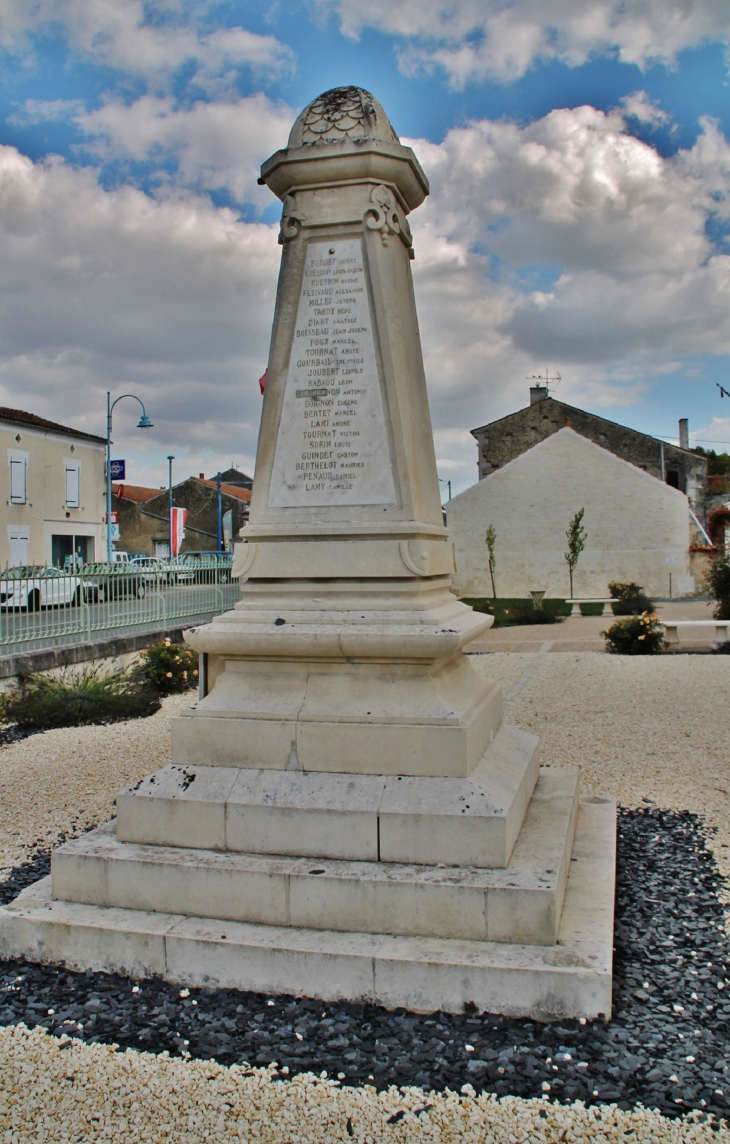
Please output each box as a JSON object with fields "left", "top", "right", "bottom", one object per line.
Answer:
{"left": 0, "top": 87, "right": 616, "bottom": 1020}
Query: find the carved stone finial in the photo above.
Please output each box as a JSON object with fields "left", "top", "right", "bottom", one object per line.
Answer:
{"left": 288, "top": 86, "right": 399, "bottom": 149}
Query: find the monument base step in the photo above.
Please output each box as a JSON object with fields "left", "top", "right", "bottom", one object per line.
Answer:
{"left": 0, "top": 798, "right": 615, "bottom": 1020}
{"left": 53, "top": 768, "right": 578, "bottom": 945}
{"left": 116, "top": 723, "right": 540, "bottom": 869}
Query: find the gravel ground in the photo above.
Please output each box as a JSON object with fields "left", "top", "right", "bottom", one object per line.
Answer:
{"left": 0, "top": 693, "right": 189, "bottom": 877}
{"left": 2, "top": 1024, "right": 725, "bottom": 1144}
{"left": 2, "top": 654, "right": 730, "bottom": 1140}
{"left": 474, "top": 652, "right": 730, "bottom": 886}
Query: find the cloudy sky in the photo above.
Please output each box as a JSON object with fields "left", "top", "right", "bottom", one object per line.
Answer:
{"left": 1, "top": 1, "right": 730, "bottom": 495}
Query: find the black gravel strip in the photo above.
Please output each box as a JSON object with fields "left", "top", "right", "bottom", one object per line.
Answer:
{"left": 1, "top": 808, "right": 729, "bottom": 1124}
{"left": 0, "top": 725, "right": 44, "bottom": 746}
{"left": 0, "top": 824, "right": 95, "bottom": 906}
{"left": 0, "top": 848, "right": 51, "bottom": 906}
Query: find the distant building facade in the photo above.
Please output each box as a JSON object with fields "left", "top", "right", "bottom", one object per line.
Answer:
{"left": 114, "top": 476, "right": 251, "bottom": 557}
{"left": 1, "top": 407, "right": 106, "bottom": 568}
{"left": 471, "top": 388, "right": 707, "bottom": 518}
{"left": 449, "top": 428, "right": 695, "bottom": 600}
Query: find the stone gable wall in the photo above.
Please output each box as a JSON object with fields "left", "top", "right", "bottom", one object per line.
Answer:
{"left": 449, "top": 428, "right": 693, "bottom": 599}
{"left": 472, "top": 398, "right": 707, "bottom": 511}
{"left": 116, "top": 479, "right": 248, "bottom": 556}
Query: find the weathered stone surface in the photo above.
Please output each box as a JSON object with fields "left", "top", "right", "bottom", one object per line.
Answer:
{"left": 114, "top": 723, "right": 538, "bottom": 868}
{"left": 0, "top": 799, "right": 615, "bottom": 1019}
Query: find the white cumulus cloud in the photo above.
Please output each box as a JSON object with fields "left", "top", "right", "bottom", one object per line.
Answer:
{"left": 314, "top": 0, "right": 730, "bottom": 85}
{"left": 0, "top": 0, "right": 295, "bottom": 90}
{"left": 403, "top": 104, "right": 730, "bottom": 485}
{"left": 72, "top": 93, "right": 293, "bottom": 202}
{"left": 0, "top": 144, "right": 281, "bottom": 482}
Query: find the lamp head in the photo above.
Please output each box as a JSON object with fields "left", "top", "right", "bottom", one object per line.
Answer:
{"left": 137, "top": 414, "right": 153, "bottom": 433}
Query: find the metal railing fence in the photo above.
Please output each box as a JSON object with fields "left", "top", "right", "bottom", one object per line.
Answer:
{"left": 0, "top": 557, "right": 239, "bottom": 656}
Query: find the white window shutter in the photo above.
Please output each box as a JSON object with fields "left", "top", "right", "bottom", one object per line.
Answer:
{"left": 10, "top": 458, "right": 26, "bottom": 504}
{"left": 65, "top": 464, "right": 80, "bottom": 508}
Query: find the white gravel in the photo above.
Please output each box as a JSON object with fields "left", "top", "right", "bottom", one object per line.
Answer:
{"left": 0, "top": 1024, "right": 726, "bottom": 1143}
{"left": 0, "top": 693, "right": 190, "bottom": 877}
{"left": 2, "top": 653, "right": 730, "bottom": 1141}
{"left": 471, "top": 652, "right": 730, "bottom": 886}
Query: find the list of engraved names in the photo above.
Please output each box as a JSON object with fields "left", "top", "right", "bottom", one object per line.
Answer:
{"left": 268, "top": 238, "right": 396, "bottom": 507}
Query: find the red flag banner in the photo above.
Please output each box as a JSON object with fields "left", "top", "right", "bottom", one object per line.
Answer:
{"left": 259, "top": 370, "right": 267, "bottom": 395}
{"left": 171, "top": 506, "right": 187, "bottom": 556}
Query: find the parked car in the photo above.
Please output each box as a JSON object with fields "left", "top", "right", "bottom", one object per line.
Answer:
{"left": 82, "top": 564, "right": 147, "bottom": 602}
{"left": 0, "top": 567, "right": 84, "bottom": 611}
{"left": 129, "top": 556, "right": 170, "bottom": 584}
{"left": 100, "top": 570, "right": 146, "bottom": 600}
{"left": 162, "top": 557, "right": 197, "bottom": 585}
{"left": 178, "top": 551, "right": 233, "bottom": 583}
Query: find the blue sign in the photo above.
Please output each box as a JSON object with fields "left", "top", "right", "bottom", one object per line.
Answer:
{"left": 110, "top": 459, "right": 126, "bottom": 481}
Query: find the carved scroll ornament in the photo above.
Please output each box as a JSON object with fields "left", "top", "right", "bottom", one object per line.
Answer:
{"left": 279, "top": 194, "right": 306, "bottom": 244}
{"left": 364, "top": 185, "right": 414, "bottom": 258}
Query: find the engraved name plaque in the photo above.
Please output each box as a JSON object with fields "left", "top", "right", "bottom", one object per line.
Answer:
{"left": 268, "top": 238, "right": 396, "bottom": 508}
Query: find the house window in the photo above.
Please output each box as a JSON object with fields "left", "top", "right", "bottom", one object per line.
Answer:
{"left": 65, "top": 462, "right": 81, "bottom": 508}
{"left": 666, "top": 470, "right": 685, "bottom": 492}
{"left": 9, "top": 452, "right": 28, "bottom": 504}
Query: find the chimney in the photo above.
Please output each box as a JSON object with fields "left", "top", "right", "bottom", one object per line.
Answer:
{"left": 530, "top": 385, "right": 548, "bottom": 405}
{"left": 199, "top": 472, "right": 205, "bottom": 479}
{"left": 678, "top": 419, "right": 689, "bottom": 450}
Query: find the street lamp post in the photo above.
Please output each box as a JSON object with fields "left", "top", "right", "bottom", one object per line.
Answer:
{"left": 167, "top": 455, "right": 175, "bottom": 557}
{"left": 106, "top": 392, "right": 153, "bottom": 562}
{"left": 216, "top": 472, "right": 223, "bottom": 552}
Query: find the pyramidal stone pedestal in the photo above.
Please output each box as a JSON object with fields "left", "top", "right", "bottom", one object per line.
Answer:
{"left": 0, "top": 87, "right": 616, "bottom": 1020}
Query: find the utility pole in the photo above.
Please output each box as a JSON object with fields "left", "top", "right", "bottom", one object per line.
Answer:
{"left": 167, "top": 456, "right": 174, "bottom": 557}
{"left": 216, "top": 472, "right": 223, "bottom": 552}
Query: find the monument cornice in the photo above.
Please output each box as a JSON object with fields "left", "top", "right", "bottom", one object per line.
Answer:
{"left": 260, "top": 138, "right": 429, "bottom": 210}
{"left": 241, "top": 521, "right": 449, "bottom": 539}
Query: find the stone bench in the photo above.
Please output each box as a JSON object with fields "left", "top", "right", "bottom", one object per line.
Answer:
{"left": 662, "top": 619, "right": 730, "bottom": 646}
{"left": 566, "top": 599, "right": 615, "bottom": 618}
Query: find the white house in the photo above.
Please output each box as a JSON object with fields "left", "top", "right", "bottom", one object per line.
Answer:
{"left": 448, "top": 428, "right": 694, "bottom": 600}
{"left": 1, "top": 407, "right": 106, "bottom": 568}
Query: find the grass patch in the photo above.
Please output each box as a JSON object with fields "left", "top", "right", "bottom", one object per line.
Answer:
{"left": 462, "top": 598, "right": 569, "bottom": 626}
{"left": 0, "top": 664, "right": 160, "bottom": 731}
{"left": 579, "top": 602, "right": 607, "bottom": 616}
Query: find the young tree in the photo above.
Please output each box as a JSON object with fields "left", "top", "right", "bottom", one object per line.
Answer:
{"left": 565, "top": 508, "right": 587, "bottom": 599}
{"left": 485, "top": 524, "right": 497, "bottom": 599}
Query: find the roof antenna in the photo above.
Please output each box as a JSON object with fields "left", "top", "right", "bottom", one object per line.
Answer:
{"left": 717, "top": 383, "right": 730, "bottom": 400}
{"left": 525, "top": 367, "right": 561, "bottom": 396}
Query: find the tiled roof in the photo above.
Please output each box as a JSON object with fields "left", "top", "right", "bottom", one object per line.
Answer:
{"left": 0, "top": 406, "right": 106, "bottom": 444}
{"left": 113, "top": 483, "right": 161, "bottom": 503}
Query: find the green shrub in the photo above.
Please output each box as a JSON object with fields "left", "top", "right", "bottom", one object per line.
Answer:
{"left": 705, "top": 555, "right": 730, "bottom": 620}
{"left": 0, "top": 665, "right": 160, "bottom": 730}
{"left": 461, "top": 598, "right": 568, "bottom": 625}
{"left": 608, "top": 581, "right": 654, "bottom": 615}
{"left": 602, "top": 612, "right": 666, "bottom": 655}
{"left": 135, "top": 638, "right": 198, "bottom": 695}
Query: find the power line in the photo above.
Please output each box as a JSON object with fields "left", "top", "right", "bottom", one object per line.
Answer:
{"left": 656, "top": 437, "right": 730, "bottom": 447}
